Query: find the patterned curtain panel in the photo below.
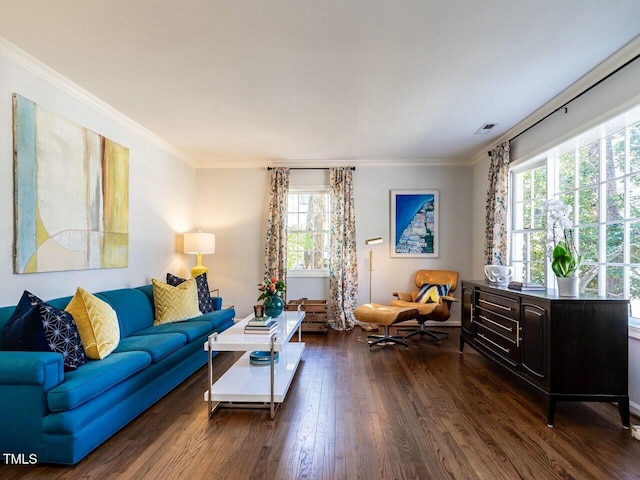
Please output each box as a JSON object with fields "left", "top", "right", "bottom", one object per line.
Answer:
{"left": 485, "top": 142, "right": 511, "bottom": 265}
{"left": 264, "top": 167, "right": 290, "bottom": 283}
{"left": 329, "top": 167, "right": 358, "bottom": 331}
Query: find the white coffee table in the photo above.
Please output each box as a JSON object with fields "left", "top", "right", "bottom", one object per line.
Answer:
{"left": 203, "top": 310, "right": 305, "bottom": 419}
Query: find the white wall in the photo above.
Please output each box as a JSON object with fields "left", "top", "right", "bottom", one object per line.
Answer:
{"left": 196, "top": 164, "right": 474, "bottom": 322}
{"left": 471, "top": 156, "right": 491, "bottom": 280}
{"left": 194, "top": 168, "right": 270, "bottom": 318}
{"left": 0, "top": 53, "right": 196, "bottom": 306}
{"left": 509, "top": 56, "right": 640, "bottom": 164}
{"left": 354, "top": 165, "right": 473, "bottom": 325}
{"left": 630, "top": 336, "right": 640, "bottom": 415}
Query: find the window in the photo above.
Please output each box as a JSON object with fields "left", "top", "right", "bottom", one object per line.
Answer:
{"left": 511, "top": 162, "right": 547, "bottom": 285}
{"left": 287, "top": 189, "right": 330, "bottom": 276}
{"left": 511, "top": 104, "right": 640, "bottom": 318}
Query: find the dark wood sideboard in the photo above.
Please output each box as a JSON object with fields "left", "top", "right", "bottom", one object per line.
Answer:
{"left": 459, "top": 280, "right": 630, "bottom": 428}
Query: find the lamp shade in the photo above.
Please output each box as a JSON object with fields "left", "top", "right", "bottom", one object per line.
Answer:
{"left": 183, "top": 232, "right": 215, "bottom": 254}
{"left": 365, "top": 237, "right": 383, "bottom": 245}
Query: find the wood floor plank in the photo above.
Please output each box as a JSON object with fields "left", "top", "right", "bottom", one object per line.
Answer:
{"left": 2, "top": 328, "right": 640, "bottom": 479}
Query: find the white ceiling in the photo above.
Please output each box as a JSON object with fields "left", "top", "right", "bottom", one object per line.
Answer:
{"left": 1, "top": 1, "right": 640, "bottom": 167}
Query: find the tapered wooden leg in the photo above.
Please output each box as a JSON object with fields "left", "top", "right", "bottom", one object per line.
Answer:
{"left": 619, "top": 397, "right": 630, "bottom": 429}
{"left": 546, "top": 396, "right": 556, "bottom": 427}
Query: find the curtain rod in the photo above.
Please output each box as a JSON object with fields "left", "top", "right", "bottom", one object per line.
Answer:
{"left": 488, "top": 51, "right": 640, "bottom": 156}
{"left": 267, "top": 166, "right": 355, "bottom": 171}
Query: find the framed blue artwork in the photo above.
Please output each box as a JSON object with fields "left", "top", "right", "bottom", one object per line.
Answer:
{"left": 390, "top": 190, "right": 439, "bottom": 258}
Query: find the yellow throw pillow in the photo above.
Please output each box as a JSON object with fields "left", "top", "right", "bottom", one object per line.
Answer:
{"left": 152, "top": 278, "right": 201, "bottom": 325}
{"left": 65, "top": 287, "right": 120, "bottom": 360}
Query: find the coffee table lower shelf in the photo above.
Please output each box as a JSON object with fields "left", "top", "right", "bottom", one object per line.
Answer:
{"left": 205, "top": 342, "right": 305, "bottom": 418}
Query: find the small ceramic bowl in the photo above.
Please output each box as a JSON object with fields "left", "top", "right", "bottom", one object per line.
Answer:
{"left": 484, "top": 265, "right": 513, "bottom": 284}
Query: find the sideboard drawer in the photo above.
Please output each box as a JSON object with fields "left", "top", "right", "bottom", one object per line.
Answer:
{"left": 476, "top": 290, "right": 519, "bottom": 320}
{"left": 476, "top": 308, "right": 519, "bottom": 343}
{"left": 476, "top": 323, "right": 519, "bottom": 365}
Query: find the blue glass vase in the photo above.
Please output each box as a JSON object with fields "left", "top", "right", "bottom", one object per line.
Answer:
{"left": 263, "top": 296, "right": 284, "bottom": 318}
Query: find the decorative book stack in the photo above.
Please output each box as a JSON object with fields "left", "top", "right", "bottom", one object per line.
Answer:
{"left": 507, "top": 281, "right": 546, "bottom": 291}
{"left": 244, "top": 317, "right": 277, "bottom": 335}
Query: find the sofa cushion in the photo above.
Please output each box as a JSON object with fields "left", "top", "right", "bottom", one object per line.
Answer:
{"left": 133, "top": 319, "right": 212, "bottom": 343}
{"left": 114, "top": 333, "right": 186, "bottom": 363}
{"left": 95, "top": 289, "right": 154, "bottom": 337}
{"left": 167, "top": 272, "right": 215, "bottom": 313}
{"left": 28, "top": 292, "right": 87, "bottom": 371}
{"left": 66, "top": 288, "right": 120, "bottom": 360}
{"left": 151, "top": 278, "right": 201, "bottom": 325}
{"left": 47, "top": 351, "right": 151, "bottom": 412}
{"left": 42, "top": 338, "right": 208, "bottom": 438}
{"left": 199, "top": 309, "right": 236, "bottom": 332}
{"left": 0, "top": 291, "right": 49, "bottom": 352}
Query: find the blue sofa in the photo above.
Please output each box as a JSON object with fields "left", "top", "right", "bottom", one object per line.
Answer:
{"left": 0, "top": 284, "right": 235, "bottom": 465}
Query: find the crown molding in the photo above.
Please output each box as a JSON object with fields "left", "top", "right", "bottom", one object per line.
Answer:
{"left": 195, "top": 157, "right": 472, "bottom": 169}
{"left": 471, "top": 34, "right": 640, "bottom": 165}
{"left": 0, "top": 36, "right": 196, "bottom": 167}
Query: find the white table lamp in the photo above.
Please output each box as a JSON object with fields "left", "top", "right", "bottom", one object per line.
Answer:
{"left": 184, "top": 232, "right": 215, "bottom": 278}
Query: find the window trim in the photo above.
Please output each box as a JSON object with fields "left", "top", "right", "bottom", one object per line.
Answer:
{"left": 287, "top": 269, "right": 330, "bottom": 278}
{"left": 510, "top": 160, "right": 549, "bottom": 287}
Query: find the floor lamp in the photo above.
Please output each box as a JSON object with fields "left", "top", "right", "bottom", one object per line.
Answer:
{"left": 363, "top": 237, "right": 383, "bottom": 331}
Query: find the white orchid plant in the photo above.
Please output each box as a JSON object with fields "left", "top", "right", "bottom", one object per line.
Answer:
{"left": 538, "top": 199, "right": 582, "bottom": 278}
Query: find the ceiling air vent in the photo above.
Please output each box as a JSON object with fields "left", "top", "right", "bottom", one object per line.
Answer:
{"left": 475, "top": 123, "right": 498, "bottom": 135}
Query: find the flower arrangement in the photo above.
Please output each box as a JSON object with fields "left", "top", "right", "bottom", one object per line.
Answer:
{"left": 538, "top": 199, "right": 582, "bottom": 278}
{"left": 257, "top": 277, "right": 286, "bottom": 301}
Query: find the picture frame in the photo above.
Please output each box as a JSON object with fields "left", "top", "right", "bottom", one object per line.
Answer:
{"left": 390, "top": 189, "right": 439, "bottom": 258}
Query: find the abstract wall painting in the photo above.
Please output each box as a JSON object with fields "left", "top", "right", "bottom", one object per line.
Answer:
{"left": 390, "top": 190, "right": 439, "bottom": 258}
{"left": 13, "top": 94, "right": 129, "bottom": 273}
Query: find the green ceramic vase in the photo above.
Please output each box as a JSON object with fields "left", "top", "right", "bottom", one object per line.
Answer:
{"left": 263, "top": 296, "right": 284, "bottom": 318}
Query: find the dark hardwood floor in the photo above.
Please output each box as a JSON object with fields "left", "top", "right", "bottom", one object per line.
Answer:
{"left": 3, "top": 327, "right": 640, "bottom": 479}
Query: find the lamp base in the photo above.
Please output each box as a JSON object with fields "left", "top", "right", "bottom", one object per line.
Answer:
{"left": 191, "top": 253, "right": 209, "bottom": 278}
{"left": 191, "top": 265, "right": 208, "bottom": 278}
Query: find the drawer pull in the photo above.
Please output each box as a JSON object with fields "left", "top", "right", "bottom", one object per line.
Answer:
{"left": 479, "top": 298, "right": 512, "bottom": 312}
{"left": 479, "top": 315, "right": 513, "bottom": 332}
{"left": 478, "top": 333, "right": 510, "bottom": 354}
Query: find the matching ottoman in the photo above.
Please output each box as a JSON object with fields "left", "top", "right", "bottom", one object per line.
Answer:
{"left": 354, "top": 304, "right": 419, "bottom": 348}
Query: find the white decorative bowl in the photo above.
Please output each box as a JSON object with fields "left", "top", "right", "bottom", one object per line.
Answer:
{"left": 484, "top": 265, "right": 513, "bottom": 284}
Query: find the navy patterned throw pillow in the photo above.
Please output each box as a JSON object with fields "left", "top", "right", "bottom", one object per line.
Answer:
{"left": 26, "top": 292, "right": 87, "bottom": 371}
{"left": 0, "top": 291, "right": 50, "bottom": 352}
{"left": 166, "top": 272, "right": 215, "bottom": 313}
